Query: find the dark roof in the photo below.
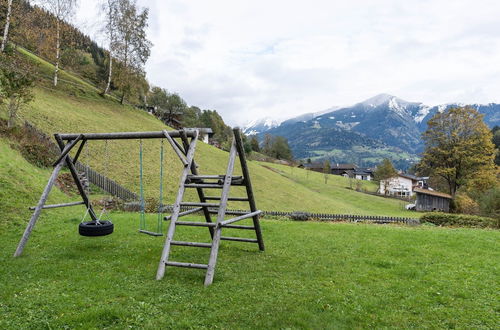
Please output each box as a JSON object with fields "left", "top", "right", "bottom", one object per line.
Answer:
{"left": 399, "top": 173, "right": 426, "bottom": 181}
{"left": 300, "top": 162, "right": 324, "bottom": 169}
{"left": 414, "top": 188, "right": 452, "bottom": 199}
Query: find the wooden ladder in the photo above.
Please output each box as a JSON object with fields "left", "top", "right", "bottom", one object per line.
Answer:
{"left": 156, "top": 128, "right": 265, "bottom": 286}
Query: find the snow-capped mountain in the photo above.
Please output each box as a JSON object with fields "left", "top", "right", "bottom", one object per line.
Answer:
{"left": 251, "top": 94, "right": 499, "bottom": 167}
{"left": 242, "top": 117, "right": 280, "bottom": 135}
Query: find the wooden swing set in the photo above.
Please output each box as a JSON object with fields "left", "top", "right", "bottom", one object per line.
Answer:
{"left": 14, "top": 128, "right": 265, "bottom": 286}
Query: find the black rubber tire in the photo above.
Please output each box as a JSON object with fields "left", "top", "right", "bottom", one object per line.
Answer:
{"left": 79, "top": 220, "right": 114, "bottom": 237}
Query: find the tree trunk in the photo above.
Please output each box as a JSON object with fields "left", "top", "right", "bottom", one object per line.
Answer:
{"left": 7, "top": 96, "right": 17, "bottom": 128}
{"left": 53, "top": 19, "right": 60, "bottom": 87}
{"left": 120, "top": 91, "right": 125, "bottom": 104}
{"left": 103, "top": 52, "right": 113, "bottom": 95}
{"left": 1, "top": 0, "right": 13, "bottom": 52}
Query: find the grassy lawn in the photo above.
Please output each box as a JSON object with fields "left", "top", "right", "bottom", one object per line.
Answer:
{"left": 1, "top": 211, "right": 498, "bottom": 328}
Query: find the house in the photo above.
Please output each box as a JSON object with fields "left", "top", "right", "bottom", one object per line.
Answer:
{"left": 198, "top": 128, "right": 214, "bottom": 143}
{"left": 379, "top": 173, "right": 428, "bottom": 197}
{"left": 414, "top": 188, "right": 452, "bottom": 212}
{"left": 331, "top": 163, "right": 358, "bottom": 177}
{"left": 298, "top": 162, "right": 325, "bottom": 173}
{"left": 353, "top": 168, "right": 374, "bottom": 181}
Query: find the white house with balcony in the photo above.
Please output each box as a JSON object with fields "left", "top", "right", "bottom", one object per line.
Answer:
{"left": 379, "top": 173, "right": 428, "bottom": 197}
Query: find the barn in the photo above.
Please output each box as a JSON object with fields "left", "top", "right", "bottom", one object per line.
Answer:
{"left": 414, "top": 188, "right": 452, "bottom": 212}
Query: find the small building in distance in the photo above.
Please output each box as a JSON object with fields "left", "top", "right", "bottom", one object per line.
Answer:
{"left": 414, "top": 188, "right": 452, "bottom": 212}
{"left": 379, "top": 173, "right": 428, "bottom": 197}
{"left": 298, "top": 162, "right": 325, "bottom": 173}
{"left": 331, "top": 163, "right": 358, "bottom": 177}
{"left": 353, "top": 168, "right": 374, "bottom": 181}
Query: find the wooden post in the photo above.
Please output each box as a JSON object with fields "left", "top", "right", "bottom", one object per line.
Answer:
{"left": 179, "top": 131, "right": 215, "bottom": 238}
{"left": 13, "top": 140, "right": 75, "bottom": 257}
{"left": 54, "top": 135, "right": 98, "bottom": 221}
{"left": 233, "top": 128, "right": 265, "bottom": 251}
{"left": 204, "top": 138, "right": 238, "bottom": 286}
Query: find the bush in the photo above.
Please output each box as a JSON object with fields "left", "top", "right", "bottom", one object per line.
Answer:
{"left": 290, "top": 211, "right": 311, "bottom": 221}
{"left": 454, "top": 193, "right": 480, "bottom": 215}
{"left": 421, "top": 213, "right": 498, "bottom": 229}
{"left": 478, "top": 187, "right": 500, "bottom": 220}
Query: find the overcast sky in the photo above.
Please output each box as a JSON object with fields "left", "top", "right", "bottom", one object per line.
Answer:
{"left": 76, "top": 0, "right": 500, "bottom": 126}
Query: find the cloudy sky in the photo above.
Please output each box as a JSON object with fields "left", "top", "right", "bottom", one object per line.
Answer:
{"left": 76, "top": 0, "right": 500, "bottom": 126}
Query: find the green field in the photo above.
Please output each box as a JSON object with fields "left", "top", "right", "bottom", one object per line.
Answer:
{"left": 1, "top": 211, "right": 498, "bottom": 328}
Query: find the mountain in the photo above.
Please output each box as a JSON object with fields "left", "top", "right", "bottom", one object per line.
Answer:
{"left": 242, "top": 117, "right": 280, "bottom": 135}
{"left": 254, "top": 94, "right": 500, "bottom": 168}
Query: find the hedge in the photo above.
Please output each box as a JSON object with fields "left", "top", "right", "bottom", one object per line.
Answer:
{"left": 421, "top": 213, "right": 499, "bottom": 229}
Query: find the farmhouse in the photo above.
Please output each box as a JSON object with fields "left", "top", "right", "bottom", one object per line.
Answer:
{"left": 414, "top": 188, "right": 452, "bottom": 212}
{"left": 298, "top": 162, "right": 324, "bottom": 172}
{"left": 331, "top": 163, "right": 358, "bottom": 177}
{"left": 353, "top": 168, "right": 374, "bottom": 181}
{"left": 379, "top": 173, "right": 428, "bottom": 197}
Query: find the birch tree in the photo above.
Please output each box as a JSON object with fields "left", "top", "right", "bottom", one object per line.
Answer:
{"left": 41, "top": 0, "right": 78, "bottom": 86}
{"left": 101, "top": 0, "right": 118, "bottom": 95}
{"left": 1, "top": 0, "right": 13, "bottom": 52}
{"left": 114, "top": 0, "right": 151, "bottom": 104}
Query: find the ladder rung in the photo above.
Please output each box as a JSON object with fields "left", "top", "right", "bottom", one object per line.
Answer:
{"left": 185, "top": 184, "right": 223, "bottom": 189}
{"left": 204, "top": 196, "right": 249, "bottom": 201}
{"left": 164, "top": 207, "right": 202, "bottom": 220}
{"left": 166, "top": 261, "right": 208, "bottom": 269}
{"left": 180, "top": 202, "right": 219, "bottom": 207}
{"left": 187, "top": 175, "right": 224, "bottom": 180}
{"left": 171, "top": 240, "right": 212, "bottom": 248}
{"left": 220, "top": 224, "right": 255, "bottom": 230}
{"left": 208, "top": 210, "right": 249, "bottom": 215}
{"left": 138, "top": 230, "right": 163, "bottom": 236}
{"left": 220, "top": 236, "right": 258, "bottom": 243}
{"left": 176, "top": 221, "right": 217, "bottom": 227}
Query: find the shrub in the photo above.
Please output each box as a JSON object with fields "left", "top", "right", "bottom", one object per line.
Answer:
{"left": 421, "top": 213, "right": 498, "bottom": 229}
{"left": 454, "top": 193, "right": 480, "bottom": 215}
{"left": 290, "top": 211, "right": 310, "bottom": 221}
{"left": 478, "top": 187, "right": 500, "bottom": 220}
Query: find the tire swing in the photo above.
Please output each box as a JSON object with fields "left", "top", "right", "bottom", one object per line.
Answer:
{"left": 79, "top": 140, "right": 114, "bottom": 237}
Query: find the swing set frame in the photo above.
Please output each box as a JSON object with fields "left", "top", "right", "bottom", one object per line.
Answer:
{"left": 13, "top": 129, "right": 200, "bottom": 257}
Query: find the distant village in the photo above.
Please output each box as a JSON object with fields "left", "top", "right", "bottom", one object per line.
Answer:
{"left": 299, "top": 162, "right": 452, "bottom": 213}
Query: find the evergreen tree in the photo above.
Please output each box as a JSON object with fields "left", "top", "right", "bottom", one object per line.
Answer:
{"left": 374, "top": 158, "right": 397, "bottom": 181}
{"left": 250, "top": 136, "right": 260, "bottom": 152}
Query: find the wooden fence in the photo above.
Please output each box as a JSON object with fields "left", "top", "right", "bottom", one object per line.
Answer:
{"left": 160, "top": 205, "right": 420, "bottom": 225}
{"left": 75, "top": 162, "right": 138, "bottom": 201}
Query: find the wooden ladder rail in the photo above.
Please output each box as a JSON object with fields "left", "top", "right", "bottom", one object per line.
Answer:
{"left": 204, "top": 137, "right": 238, "bottom": 286}
{"left": 156, "top": 130, "right": 199, "bottom": 280}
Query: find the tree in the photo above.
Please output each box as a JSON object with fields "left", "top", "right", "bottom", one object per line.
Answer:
{"left": 419, "top": 106, "right": 495, "bottom": 196}
{"left": 374, "top": 158, "right": 398, "bottom": 181}
{"left": 250, "top": 136, "right": 260, "bottom": 152}
{"left": 40, "top": 0, "right": 78, "bottom": 86}
{"left": 323, "top": 159, "right": 331, "bottom": 184}
{"left": 101, "top": 0, "right": 119, "bottom": 95}
{"left": 1, "top": 0, "right": 13, "bottom": 52}
{"left": 262, "top": 134, "right": 272, "bottom": 155}
{"left": 271, "top": 136, "right": 293, "bottom": 160}
{"left": 0, "top": 51, "right": 35, "bottom": 127}
{"left": 492, "top": 126, "right": 500, "bottom": 166}
{"left": 114, "top": 0, "right": 152, "bottom": 104}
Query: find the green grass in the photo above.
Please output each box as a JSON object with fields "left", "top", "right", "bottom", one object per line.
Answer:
{"left": 6, "top": 48, "right": 417, "bottom": 217}
{"left": 1, "top": 211, "right": 498, "bottom": 328}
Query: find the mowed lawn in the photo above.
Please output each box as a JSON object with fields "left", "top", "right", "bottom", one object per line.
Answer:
{"left": 0, "top": 210, "right": 498, "bottom": 329}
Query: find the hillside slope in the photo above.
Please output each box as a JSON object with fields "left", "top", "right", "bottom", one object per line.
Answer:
{"left": 5, "top": 49, "right": 415, "bottom": 217}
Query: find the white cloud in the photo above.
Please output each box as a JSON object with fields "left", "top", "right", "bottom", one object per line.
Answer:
{"left": 76, "top": 0, "right": 500, "bottom": 125}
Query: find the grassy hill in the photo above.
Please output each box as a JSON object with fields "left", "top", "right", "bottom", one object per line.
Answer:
{"left": 6, "top": 47, "right": 415, "bottom": 217}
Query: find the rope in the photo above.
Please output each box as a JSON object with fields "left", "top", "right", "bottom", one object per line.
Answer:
{"left": 157, "top": 139, "right": 165, "bottom": 233}
{"left": 139, "top": 139, "right": 146, "bottom": 230}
